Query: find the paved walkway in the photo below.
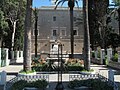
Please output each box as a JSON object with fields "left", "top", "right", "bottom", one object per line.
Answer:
{"left": 0, "top": 63, "right": 120, "bottom": 89}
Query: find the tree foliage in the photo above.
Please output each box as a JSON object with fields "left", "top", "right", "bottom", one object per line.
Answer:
{"left": 112, "top": 0, "right": 120, "bottom": 5}
{"left": 0, "top": 0, "right": 26, "bottom": 50}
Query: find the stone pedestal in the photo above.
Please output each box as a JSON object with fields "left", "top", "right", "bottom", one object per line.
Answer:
{"left": 16, "top": 51, "right": 23, "bottom": 63}
{"left": 107, "top": 48, "right": 112, "bottom": 61}
{"left": 100, "top": 49, "right": 105, "bottom": 64}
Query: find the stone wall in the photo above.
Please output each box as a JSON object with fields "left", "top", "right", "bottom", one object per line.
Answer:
{"left": 31, "top": 7, "right": 84, "bottom": 54}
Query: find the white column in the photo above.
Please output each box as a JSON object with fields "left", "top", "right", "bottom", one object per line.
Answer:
{"left": 107, "top": 48, "right": 112, "bottom": 61}
{"left": 100, "top": 49, "right": 105, "bottom": 64}
{"left": 118, "top": 51, "right": 120, "bottom": 63}
{"left": 0, "top": 48, "right": 1, "bottom": 67}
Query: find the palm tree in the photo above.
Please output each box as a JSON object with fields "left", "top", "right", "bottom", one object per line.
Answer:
{"left": 24, "top": 0, "right": 33, "bottom": 71}
{"left": 83, "top": 0, "right": 90, "bottom": 71}
{"left": 55, "top": 0, "right": 79, "bottom": 59}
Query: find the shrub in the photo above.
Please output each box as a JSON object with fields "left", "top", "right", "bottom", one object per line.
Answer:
{"left": 112, "top": 53, "right": 118, "bottom": 62}
{"left": 10, "top": 79, "right": 48, "bottom": 90}
{"left": 66, "top": 65, "right": 83, "bottom": 71}
{"left": 68, "top": 79, "right": 114, "bottom": 90}
{"left": 34, "top": 79, "right": 48, "bottom": 89}
{"left": 10, "top": 80, "right": 27, "bottom": 90}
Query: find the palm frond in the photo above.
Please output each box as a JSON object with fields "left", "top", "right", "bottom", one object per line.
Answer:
{"left": 61, "top": 0, "right": 68, "bottom": 6}
{"left": 75, "top": 0, "right": 79, "bottom": 9}
{"left": 54, "top": 1, "right": 63, "bottom": 9}
{"left": 55, "top": 0, "right": 80, "bottom": 9}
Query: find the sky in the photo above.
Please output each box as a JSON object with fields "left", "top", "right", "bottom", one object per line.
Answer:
{"left": 33, "top": 0, "right": 83, "bottom": 8}
{"left": 33, "top": 0, "right": 114, "bottom": 8}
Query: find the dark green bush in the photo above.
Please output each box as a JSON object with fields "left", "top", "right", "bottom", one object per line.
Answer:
{"left": 10, "top": 80, "right": 27, "bottom": 90}
{"left": 68, "top": 79, "right": 114, "bottom": 90}
{"left": 66, "top": 65, "right": 83, "bottom": 71}
{"left": 10, "top": 79, "right": 48, "bottom": 90}
{"left": 34, "top": 79, "right": 48, "bottom": 89}
{"left": 32, "top": 63, "right": 84, "bottom": 72}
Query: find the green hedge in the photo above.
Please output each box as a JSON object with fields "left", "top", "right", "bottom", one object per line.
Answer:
{"left": 66, "top": 65, "right": 83, "bottom": 71}
{"left": 32, "top": 64, "right": 84, "bottom": 72}
{"left": 68, "top": 79, "right": 114, "bottom": 90}
{"left": 10, "top": 79, "right": 48, "bottom": 90}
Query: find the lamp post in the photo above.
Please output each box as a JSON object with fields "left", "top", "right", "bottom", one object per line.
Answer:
{"left": 55, "top": 43, "right": 64, "bottom": 90}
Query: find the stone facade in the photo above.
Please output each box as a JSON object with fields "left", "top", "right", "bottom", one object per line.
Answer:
{"left": 31, "top": 6, "right": 84, "bottom": 54}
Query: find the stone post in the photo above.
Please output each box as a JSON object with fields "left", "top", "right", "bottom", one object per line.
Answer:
{"left": 0, "top": 71, "right": 6, "bottom": 85}
{"left": 118, "top": 51, "right": 120, "bottom": 63}
{"left": 16, "top": 51, "right": 23, "bottom": 63}
{"left": 1, "top": 71, "right": 6, "bottom": 90}
{"left": 16, "top": 51, "right": 19, "bottom": 60}
{"left": 0, "top": 48, "right": 1, "bottom": 67}
{"left": 107, "top": 48, "right": 112, "bottom": 61}
{"left": 10, "top": 50, "right": 14, "bottom": 60}
{"left": 108, "top": 69, "right": 114, "bottom": 82}
{"left": 100, "top": 49, "right": 105, "bottom": 64}
{"left": 20, "top": 51, "right": 23, "bottom": 58}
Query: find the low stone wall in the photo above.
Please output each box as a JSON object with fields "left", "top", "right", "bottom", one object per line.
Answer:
{"left": 108, "top": 60, "right": 120, "bottom": 70}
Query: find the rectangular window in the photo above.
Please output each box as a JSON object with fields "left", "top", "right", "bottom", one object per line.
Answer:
{"left": 73, "top": 27, "right": 78, "bottom": 36}
{"left": 53, "top": 16, "right": 56, "bottom": 21}
{"left": 53, "top": 30, "right": 57, "bottom": 36}
{"left": 73, "top": 30, "right": 78, "bottom": 36}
